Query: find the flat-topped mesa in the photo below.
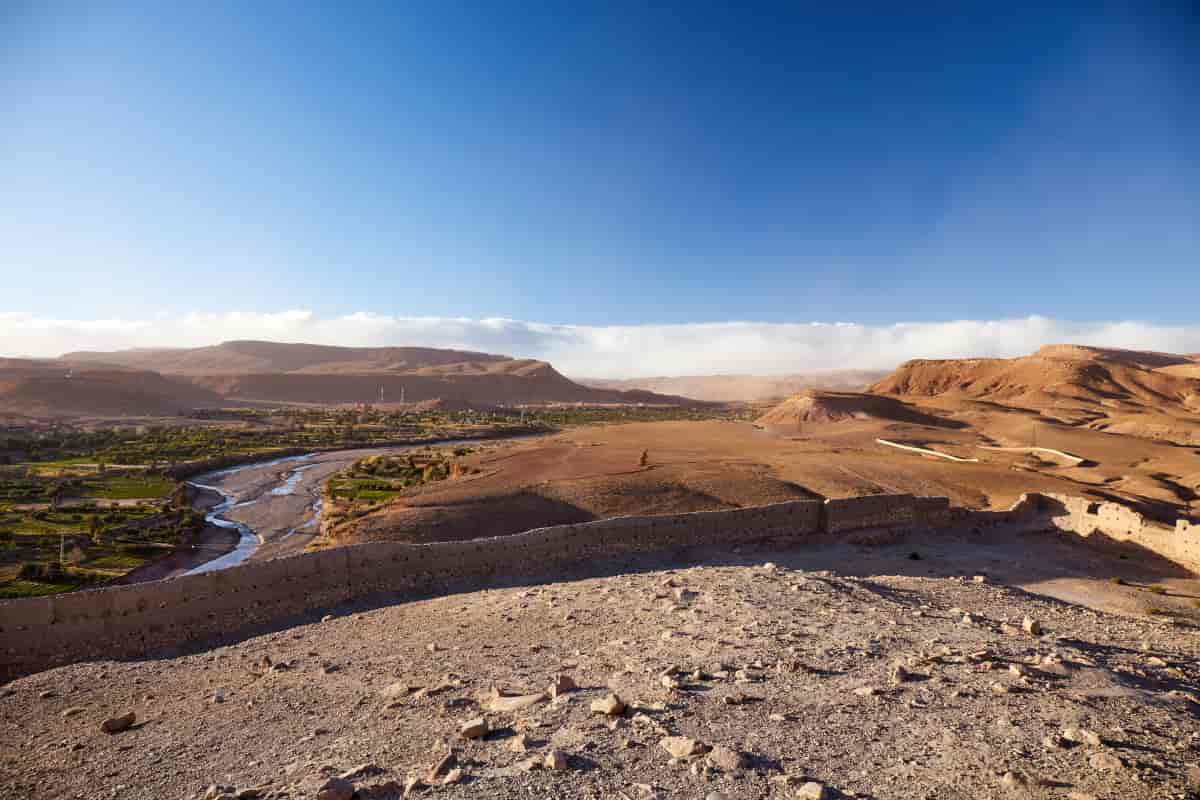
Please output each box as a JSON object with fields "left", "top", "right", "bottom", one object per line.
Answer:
{"left": 41, "top": 341, "right": 700, "bottom": 412}
{"left": 1030, "top": 343, "right": 1194, "bottom": 368}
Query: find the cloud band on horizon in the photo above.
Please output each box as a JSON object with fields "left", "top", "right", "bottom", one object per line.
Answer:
{"left": 2, "top": 311, "right": 1198, "bottom": 378}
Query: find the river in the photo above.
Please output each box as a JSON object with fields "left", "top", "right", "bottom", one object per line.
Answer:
{"left": 181, "top": 438, "right": 520, "bottom": 575}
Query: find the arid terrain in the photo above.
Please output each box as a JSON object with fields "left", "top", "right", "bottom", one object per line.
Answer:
{"left": 3, "top": 343, "right": 1200, "bottom": 799}
{"left": 327, "top": 346, "right": 1200, "bottom": 547}
{"left": 3, "top": 529, "right": 1199, "bottom": 799}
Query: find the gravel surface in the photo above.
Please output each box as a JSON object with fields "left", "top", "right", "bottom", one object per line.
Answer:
{"left": 3, "top": 535, "right": 1198, "bottom": 799}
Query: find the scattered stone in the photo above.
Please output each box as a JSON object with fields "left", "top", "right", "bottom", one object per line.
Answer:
{"left": 1042, "top": 733, "right": 1066, "bottom": 749}
{"left": 486, "top": 688, "right": 546, "bottom": 713}
{"left": 1000, "top": 771, "right": 1024, "bottom": 788}
{"left": 379, "top": 681, "right": 415, "bottom": 701}
{"left": 1063, "top": 727, "right": 1102, "bottom": 747}
{"left": 547, "top": 673, "right": 577, "bottom": 698}
{"left": 459, "top": 717, "right": 488, "bottom": 740}
{"left": 706, "top": 745, "right": 747, "bottom": 771}
{"left": 61, "top": 707, "right": 86, "bottom": 718}
{"left": 426, "top": 750, "right": 456, "bottom": 782}
{"left": 1022, "top": 616, "right": 1043, "bottom": 635}
{"left": 852, "top": 686, "right": 878, "bottom": 697}
{"left": 890, "top": 663, "right": 916, "bottom": 684}
{"left": 1089, "top": 752, "right": 1122, "bottom": 771}
{"left": 659, "top": 736, "right": 710, "bottom": 759}
{"left": 440, "top": 768, "right": 463, "bottom": 785}
{"left": 100, "top": 712, "right": 136, "bottom": 734}
{"left": 591, "top": 693, "right": 625, "bottom": 716}
{"left": 544, "top": 749, "right": 569, "bottom": 770}
{"left": 796, "top": 781, "right": 827, "bottom": 800}
{"left": 315, "top": 777, "right": 354, "bottom": 800}
{"left": 401, "top": 775, "right": 424, "bottom": 798}
{"left": 340, "top": 763, "right": 384, "bottom": 782}
{"left": 508, "top": 733, "right": 530, "bottom": 753}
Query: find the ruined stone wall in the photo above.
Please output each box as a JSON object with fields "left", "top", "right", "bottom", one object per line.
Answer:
{"left": 0, "top": 497, "right": 833, "bottom": 679}
{"left": 4, "top": 490, "right": 1193, "bottom": 680}
{"left": 1035, "top": 493, "right": 1200, "bottom": 570}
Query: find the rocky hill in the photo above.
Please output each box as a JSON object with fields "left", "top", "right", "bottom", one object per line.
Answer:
{"left": 869, "top": 345, "right": 1200, "bottom": 439}
{"left": 755, "top": 390, "right": 961, "bottom": 429}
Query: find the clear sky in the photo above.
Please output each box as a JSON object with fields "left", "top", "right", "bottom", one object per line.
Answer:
{"left": 1, "top": 2, "right": 1198, "bottom": 371}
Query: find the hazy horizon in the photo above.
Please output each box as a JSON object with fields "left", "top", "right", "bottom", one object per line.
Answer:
{"left": 5, "top": 311, "right": 1200, "bottom": 378}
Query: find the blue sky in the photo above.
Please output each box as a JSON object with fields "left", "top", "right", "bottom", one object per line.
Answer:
{"left": 1, "top": 2, "right": 1198, "bottom": 370}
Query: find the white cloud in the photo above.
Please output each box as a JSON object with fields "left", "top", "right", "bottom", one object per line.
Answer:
{"left": 1, "top": 311, "right": 1199, "bottom": 378}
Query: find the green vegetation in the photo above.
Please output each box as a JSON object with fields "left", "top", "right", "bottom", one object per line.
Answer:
{"left": 327, "top": 448, "right": 469, "bottom": 504}
{"left": 0, "top": 502, "right": 203, "bottom": 596}
{"left": 0, "top": 402, "right": 735, "bottom": 595}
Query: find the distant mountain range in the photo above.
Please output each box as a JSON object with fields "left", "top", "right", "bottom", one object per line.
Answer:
{"left": 1, "top": 341, "right": 695, "bottom": 417}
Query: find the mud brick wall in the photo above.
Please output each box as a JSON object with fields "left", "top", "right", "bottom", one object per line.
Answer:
{"left": 4, "top": 490, "right": 1193, "bottom": 680}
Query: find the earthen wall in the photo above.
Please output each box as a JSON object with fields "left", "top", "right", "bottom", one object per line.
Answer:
{"left": 2, "top": 490, "right": 1195, "bottom": 679}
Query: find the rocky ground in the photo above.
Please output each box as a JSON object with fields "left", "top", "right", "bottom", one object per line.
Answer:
{"left": 3, "top": 531, "right": 1200, "bottom": 800}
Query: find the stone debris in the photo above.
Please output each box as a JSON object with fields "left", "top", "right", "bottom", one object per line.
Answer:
{"left": 544, "top": 748, "right": 570, "bottom": 770}
{"left": 796, "top": 781, "right": 828, "bottom": 800}
{"left": 425, "top": 750, "right": 456, "bottom": 783}
{"left": 659, "top": 735, "right": 710, "bottom": 759}
{"left": 100, "top": 711, "right": 136, "bottom": 734}
{"left": 548, "top": 673, "right": 577, "bottom": 698}
{"left": 1063, "top": 727, "right": 1102, "bottom": 747}
{"left": 485, "top": 688, "right": 546, "bottom": 713}
{"left": 591, "top": 693, "right": 626, "bottom": 716}
{"left": 1089, "top": 752, "right": 1123, "bottom": 771}
{"left": 706, "top": 744, "right": 747, "bottom": 771}
{"left": 459, "top": 717, "right": 488, "bottom": 740}
{"left": 1022, "top": 616, "right": 1043, "bottom": 635}
{"left": 339, "top": 763, "right": 384, "bottom": 782}
{"left": 1000, "top": 770, "right": 1024, "bottom": 788}
{"left": 7, "top": 558, "right": 1198, "bottom": 800}
{"left": 315, "top": 777, "right": 354, "bottom": 800}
